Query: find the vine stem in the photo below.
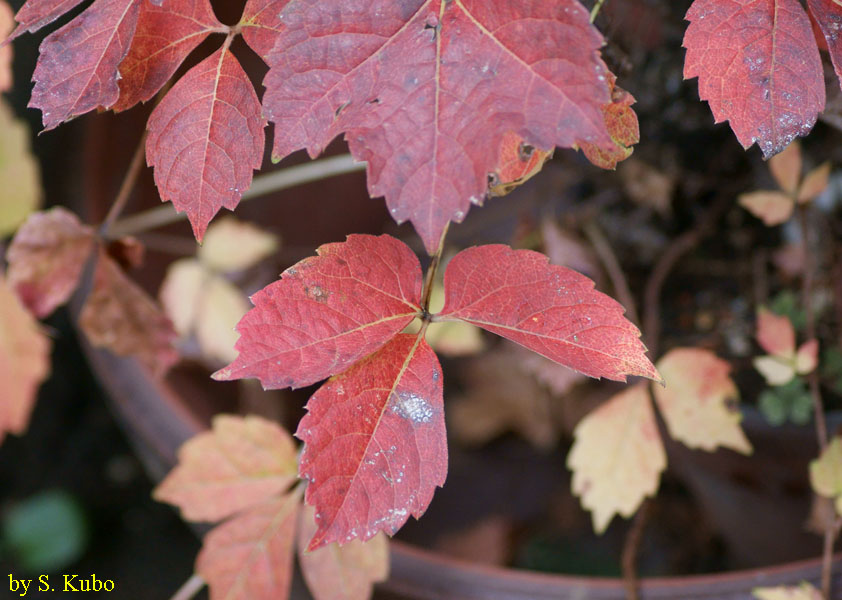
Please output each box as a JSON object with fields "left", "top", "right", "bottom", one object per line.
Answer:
{"left": 99, "top": 129, "right": 148, "bottom": 236}
{"left": 583, "top": 220, "right": 639, "bottom": 326}
{"left": 106, "top": 154, "right": 366, "bottom": 239}
{"left": 420, "top": 223, "right": 450, "bottom": 315}
{"left": 590, "top": 0, "right": 607, "bottom": 22}
{"left": 168, "top": 574, "right": 204, "bottom": 600}
{"left": 798, "top": 205, "right": 835, "bottom": 600}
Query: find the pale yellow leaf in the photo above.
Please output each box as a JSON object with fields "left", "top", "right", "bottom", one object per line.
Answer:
{"left": 0, "top": 273, "right": 51, "bottom": 445}
{"left": 768, "top": 140, "right": 802, "bottom": 195}
{"left": 425, "top": 279, "right": 484, "bottom": 356}
{"left": 653, "top": 348, "right": 751, "bottom": 454}
{"left": 198, "top": 217, "right": 279, "bottom": 273}
{"left": 797, "top": 162, "right": 830, "bottom": 204}
{"left": 568, "top": 382, "right": 666, "bottom": 533}
{"left": 753, "top": 355, "right": 796, "bottom": 386}
{"left": 196, "top": 275, "right": 250, "bottom": 364}
{"left": 197, "top": 490, "right": 300, "bottom": 600}
{"left": 738, "top": 191, "right": 794, "bottom": 226}
{"left": 159, "top": 258, "right": 207, "bottom": 337}
{"left": 753, "top": 582, "right": 822, "bottom": 600}
{"left": 155, "top": 414, "right": 298, "bottom": 522}
{"left": 298, "top": 504, "right": 389, "bottom": 600}
{"left": 795, "top": 339, "right": 818, "bottom": 375}
{"left": 810, "top": 436, "right": 842, "bottom": 505}
{"left": 0, "top": 99, "right": 42, "bottom": 236}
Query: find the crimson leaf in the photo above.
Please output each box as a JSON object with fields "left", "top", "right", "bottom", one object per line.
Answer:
{"left": 438, "top": 245, "right": 658, "bottom": 382}
{"left": 213, "top": 235, "right": 422, "bottom": 390}
{"left": 145, "top": 45, "right": 265, "bottom": 240}
{"left": 297, "top": 333, "right": 447, "bottom": 550}
{"left": 263, "top": 0, "right": 614, "bottom": 253}
{"left": 683, "top": 0, "right": 824, "bottom": 158}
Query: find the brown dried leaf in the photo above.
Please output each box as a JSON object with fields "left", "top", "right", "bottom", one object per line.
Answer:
{"left": 297, "top": 504, "right": 389, "bottom": 600}
{"left": 738, "top": 190, "right": 794, "bottom": 226}
{"left": 6, "top": 207, "right": 94, "bottom": 318}
{"left": 568, "top": 382, "right": 666, "bottom": 533}
{"left": 797, "top": 162, "right": 830, "bottom": 203}
{"left": 768, "top": 139, "right": 802, "bottom": 195}
{"left": 0, "top": 273, "right": 51, "bottom": 445}
{"left": 79, "top": 250, "right": 178, "bottom": 377}
{"left": 155, "top": 414, "right": 298, "bottom": 523}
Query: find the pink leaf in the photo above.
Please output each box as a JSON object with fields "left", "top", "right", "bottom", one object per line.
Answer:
{"left": 146, "top": 46, "right": 265, "bottom": 240}
{"left": 756, "top": 306, "right": 796, "bottom": 358}
{"left": 4, "top": 0, "right": 85, "bottom": 43}
{"left": 29, "top": 0, "right": 142, "bottom": 129}
{"left": 197, "top": 492, "right": 300, "bottom": 600}
{"left": 214, "top": 234, "right": 422, "bottom": 390}
{"left": 263, "top": 0, "right": 613, "bottom": 253}
{"left": 240, "top": 0, "right": 288, "bottom": 60}
{"left": 6, "top": 207, "right": 95, "bottom": 319}
{"left": 113, "top": 0, "right": 224, "bottom": 112}
{"left": 297, "top": 334, "right": 447, "bottom": 550}
{"left": 683, "top": 0, "right": 824, "bottom": 158}
{"left": 807, "top": 0, "right": 842, "bottom": 92}
{"left": 438, "top": 245, "right": 659, "bottom": 382}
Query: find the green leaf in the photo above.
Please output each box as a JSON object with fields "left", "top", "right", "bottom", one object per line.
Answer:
{"left": 1, "top": 490, "right": 88, "bottom": 573}
{"left": 758, "top": 379, "right": 812, "bottom": 426}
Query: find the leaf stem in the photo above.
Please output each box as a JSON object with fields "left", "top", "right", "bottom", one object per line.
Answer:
{"left": 105, "top": 154, "right": 366, "bottom": 239}
{"left": 798, "top": 204, "right": 835, "bottom": 600}
{"left": 98, "top": 129, "right": 148, "bottom": 237}
{"left": 420, "top": 223, "right": 450, "bottom": 315}
{"left": 583, "top": 220, "right": 639, "bottom": 326}
{"left": 168, "top": 574, "right": 205, "bottom": 600}
{"left": 590, "top": 0, "right": 607, "bottom": 23}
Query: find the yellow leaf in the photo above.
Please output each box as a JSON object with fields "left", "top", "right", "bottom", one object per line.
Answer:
{"left": 810, "top": 436, "right": 842, "bottom": 512}
{"left": 753, "top": 355, "right": 796, "bottom": 386}
{"left": 795, "top": 339, "right": 818, "bottom": 375}
{"left": 159, "top": 258, "right": 208, "bottom": 337}
{"left": 568, "top": 383, "right": 666, "bottom": 533}
{"left": 768, "top": 139, "right": 802, "bottom": 195}
{"left": 0, "top": 273, "right": 51, "bottom": 445}
{"left": 738, "top": 191, "right": 794, "bottom": 226}
{"left": 198, "top": 216, "right": 279, "bottom": 273}
{"left": 196, "top": 275, "right": 250, "bottom": 364}
{"left": 0, "top": 99, "right": 42, "bottom": 236}
{"left": 653, "top": 348, "right": 751, "bottom": 454}
{"left": 797, "top": 162, "right": 830, "bottom": 204}
{"left": 298, "top": 504, "right": 389, "bottom": 600}
{"left": 154, "top": 414, "right": 298, "bottom": 522}
{"left": 753, "top": 582, "right": 822, "bottom": 600}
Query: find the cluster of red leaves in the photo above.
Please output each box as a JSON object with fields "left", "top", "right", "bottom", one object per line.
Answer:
{"left": 214, "top": 234, "right": 658, "bottom": 548}
{"left": 683, "top": 0, "right": 842, "bottom": 158}
{"left": 5, "top": 0, "right": 634, "bottom": 252}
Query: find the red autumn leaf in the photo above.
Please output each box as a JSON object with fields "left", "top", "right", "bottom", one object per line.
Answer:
{"left": 579, "top": 73, "right": 640, "bottom": 170}
{"left": 683, "top": 0, "right": 825, "bottom": 158}
{"left": 0, "top": 273, "right": 51, "bottom": 446}
{"left": 196, "top": 491, "right": 300, "bottom": 600}
{"left": 3, "top": 0, "right": 85, "bottom": 43}
{"left": 6, "top": 207, "right": 95, "bottom": 318}
{"left": 487, "top": 131, "right": 553, "bottom": 198}
{"left": 297, "top": 334, "right": 447, "bottom": 550}
{"left": 213, "top": 234, "right": 422, "bottom": 390}
{"left": 79, "top": 249, "right": 179, "bottom": 377}
{"left": 263, "top": 0, "right": 614, "bottom": 253}
{"left": 154, "top": 415, "right": 298, "bottom": 522}
{"left": 112, "top": 0, "right": 225, "bottom": 112}
{"left": 808, "top": 0, "right": 842, "bottom": 89}
{"left": 146, "top": 46, "right": 265, "bottom": 241}
{"left": 0, "top": 0, "right": 12, "bottom": 92}
{"left": 438, "top": 245, "right": 659, "bottom": 382}
{"left": 240, "top": 0, "right": 288, "bottom": 61}
{"left": 29, "top": 0, "right": 142, "bottom": 129}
